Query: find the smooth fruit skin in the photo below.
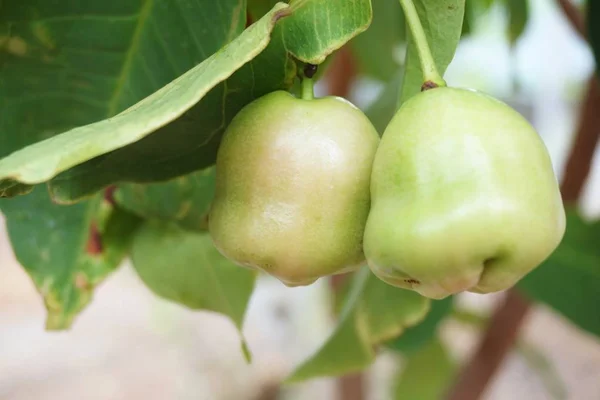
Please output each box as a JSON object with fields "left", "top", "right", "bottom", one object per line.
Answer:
{"left": 364, "top": 87, "right": 566, "bottom": 299}
{"left": 209, "top": 91, "right": 380, "bottom": 287}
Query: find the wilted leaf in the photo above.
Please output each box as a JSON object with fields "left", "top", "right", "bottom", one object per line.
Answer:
{"left": 0, "top": 189, "right": 140, "bottom": 329}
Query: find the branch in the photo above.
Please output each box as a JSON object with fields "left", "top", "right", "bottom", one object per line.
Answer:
{"left": 326, "top": 46, "right": 357, "bottom": 98}
{"left": 559, "top": 76, "right": 600, "bottom": 202}
{"left": 556, "top": 0, "right": 586, "bottom": 40}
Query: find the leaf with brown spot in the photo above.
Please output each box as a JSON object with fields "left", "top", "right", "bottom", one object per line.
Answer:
{"left": 0, "top": 188, "right": 141, "bottom": 329}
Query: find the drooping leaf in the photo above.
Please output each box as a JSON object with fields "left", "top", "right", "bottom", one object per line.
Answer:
{"left": 363, "top": 276, "right": 430, "bottom": 343}
{"left": 131, "top": 221, "right": 256, "bottom": 332}
{"left": 589, "top": 0, "right": 600, "bottom": 77}
{"left": 286, "top": 269, "right": 374, "bottom": 382}
{"left": 518, "top": 208, "right": 600, "bottom": 337}
{"left": 399, "top": 0, "right": 465, "bottom": 105}
{"left": 287, "top": 270, "right": 430, "bottom": 382}
{"left": 506, "top": 0, "right": 529, "bottom": 45}
{"left": 0, "top": 2, "right": 291, "bottom": 201}
{"left": 0, "top": 189, "right": 141, "bottom": 329}
{"left": 1, "top": 0, "right": 375, "bottom": 203}
{"left": 350, "top": 0, "right": 405, "bottom": 81}
{"left": 115, "top": 167, "right": 215, "bottom": 232}
{"left": 386, "top": 296, "right": 453, "bottom": 355}
{"left": 394, "top": 339, "right": 456, "bottom": 400}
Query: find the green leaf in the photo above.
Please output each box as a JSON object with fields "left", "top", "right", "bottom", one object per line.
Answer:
{"left": 386, "top": 296, "right": 453, "bottom": 355}
{"left": 350, "top": 0, "right": 405, "bottom": 81}
{"left": 399, "top": 0, "right": 465, "bottom": 105}
{"left": 281, "top": 0, "right": 373, "bottom": 65}
{"left": 394, "top": 339, "right": 456, "bottom": 400}
{"left": 287, "top": 269, "right": 374, "bottom": 382}
{"left": 130, "top": 221, "right": 256, "bottom": 332}
{"left": 462, "top": 0, "right": 497, "bottom": 37}
{"left": 115, "top": 167, "right": 215, "bottom": 232}
{"left": 0, "top": 180, "right": 33, "bottom": 198}
{"left": 0, "top": 189, "right": 141, "bottom": 329}
{"left": 49, "top": 0, "right": 373, "bottom": 202}
{"left": 589, "top": 0, "right": 600, "bottom": 76}
{"left": 363, "top": 275, "right": 430, "bottom": 343}
{"left": 287, "top": 270, "right": 430, "bottom": 382}
{"left": 518, "top": 208, "right": 600, "bottom": 337}
{"left": 248, "top": 0, "right": 281, "bottom": 20}
{"left": 0, "top": 2, "right": 292, "bottom": 201}
{"left": 1, "top": 0, "right": 374, "bottom": 203}
{"left": 506, "top": 0, "right": 529, "bottom": 44}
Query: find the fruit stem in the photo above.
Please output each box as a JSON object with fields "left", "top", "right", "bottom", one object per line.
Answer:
{"left": 398, "top": 0, "right": 446, "bottom": 88}
{"left": 302, "top": 77, "right": 315, "bottom": 100}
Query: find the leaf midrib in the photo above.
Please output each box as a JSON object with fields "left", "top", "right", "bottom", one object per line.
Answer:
{"left": 107, "top": 0, "right": 153, "bottom": 117}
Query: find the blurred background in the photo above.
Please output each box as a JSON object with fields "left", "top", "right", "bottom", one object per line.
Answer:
{"left": 1, "top": 0, "right": 600, "bottom": 399}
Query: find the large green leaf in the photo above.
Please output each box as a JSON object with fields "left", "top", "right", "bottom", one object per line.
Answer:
{"left": 131, "top": 221, "right": 256, "bottom": 332}
{"left": 0, "top": 189, "right": 141, "bottom": 329}
{"left": 0, "top": 0, "right": 374, "bottom": 203}
{"left": 0, "top": 2, "right": 291, "bottom": 201}
{"left": 394, "top": 339, "right": 456, "bottom": 400}
{"left": 518, "top": 209, "right": 600, "bottom": 337}
{"left": 590, "top": 0, "right": 600, "bottom": 76}
{"left": 399, "top": 0, "right": 465, "bottom": 105}
{"left": 350, "top": 0, "right": 405, "bottom": 81}
{"left": 115, "top": 167, "right": 215, "bottom": 232}
{"left": 287, "top": 269, "right": 429, "bottom": 382}
{"left": 386, "top": 296, "right": 453, "bottom": 355}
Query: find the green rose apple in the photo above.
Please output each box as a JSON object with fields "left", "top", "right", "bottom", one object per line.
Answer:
{"left": 209, "top": 91, "right": 380, "bottom": 286}
{"left": 364, "top": 87, "right": 566, "bottom": 299}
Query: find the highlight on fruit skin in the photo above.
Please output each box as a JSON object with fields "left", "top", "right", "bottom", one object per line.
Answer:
{"left": 363, "top": 86, "right": 566, "bottom": 299}
{"left": 209, "top": 90, "right": 380, "bottom": 287}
